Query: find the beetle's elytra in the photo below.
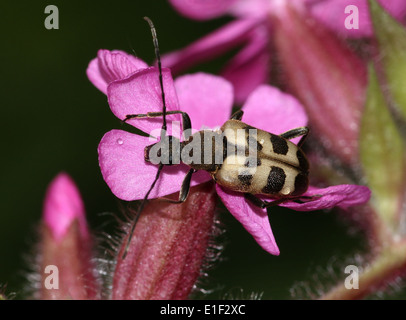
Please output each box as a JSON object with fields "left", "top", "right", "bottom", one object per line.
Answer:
{"left": 210, "top": 119, "right": 309, "bottom": 198}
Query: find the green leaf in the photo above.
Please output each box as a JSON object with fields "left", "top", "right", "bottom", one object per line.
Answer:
{"left": 369, "top": 0, "right": 406, "bottom": 120}
{"left": 360, "top": 64, "right": 405, "bottom": 229}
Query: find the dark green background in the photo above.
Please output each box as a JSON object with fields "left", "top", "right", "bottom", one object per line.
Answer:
{"left": 0, "top": 0, "right": 367, "bottom": 299}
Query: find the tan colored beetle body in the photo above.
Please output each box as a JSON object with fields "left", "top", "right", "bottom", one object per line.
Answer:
{"left": 184, "top": 119, "right": 309, "bottom": 198}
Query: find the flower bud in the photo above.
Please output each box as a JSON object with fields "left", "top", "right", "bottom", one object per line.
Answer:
{"left": 38, "top": 173, "right": 98, "bottom": 300}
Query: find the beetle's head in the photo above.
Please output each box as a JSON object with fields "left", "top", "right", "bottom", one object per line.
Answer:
{"left": 144, "top": 135, "right": 181, "bottom": 166}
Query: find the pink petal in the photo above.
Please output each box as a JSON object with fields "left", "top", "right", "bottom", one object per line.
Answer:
{"left": 161, "top": 18, "right": 260, "bottom": 75}
{"left": 308, "top": 0, "right": 406, "bottom": 38}
{"left": 216, "top": 185, "right": 280, "bottom": 255}
{"left": 87, "top": 49, "right": 148, "bottom": 94}
{"left": 221, "top": 26, "right": 270, "bottom": 104}
{"left": 280, "top": 184, "right": 371, "bottom": 211}
{"left": 241, "top": 85, "right": 308, "bottom": 144}
{"left": 98, "top": 130, "right": 211, "bottom": 201}
{"left": 174, "top": 73, "right": 233, "bottom": 130}
{"left": 107, "top": 67, "right": 181, "bottom": 135}
{"left": 229, "top": 0, "right": 272, "bottom": 19}
{"left": 169, "top": 0, "right": 238, "bottom": 20}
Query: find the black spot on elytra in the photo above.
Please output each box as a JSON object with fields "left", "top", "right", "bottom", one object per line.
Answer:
{"left": 223, "top": 136, "right": 229, "bottom": 161}
{"left": 296, "top": 150, "right": 309, "bottom": 171}
{"left": 245, "top": 126, "right": 263, "bottom": 151}
{"left": 262, "top": 166, "right": 286, "bottom": 194}
{"left": 292, "top": 172, "right": 309, "bottom": 196}
{"left": 244, "top": 157, "right": 261, "bottom": 168}
{"left": 271, "top": 135, "right": 289, "bottom": 155}
{"left": 247, "top": 135, "right": 263, "bottom": 151}
{"left": 238, "top": 170, "right": 253, "bottom": 186}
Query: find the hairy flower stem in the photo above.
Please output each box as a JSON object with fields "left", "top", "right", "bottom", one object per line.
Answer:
{"left": 112, "top": 182, "right": 217, "bottom": 300}
{"left": 39, "top": 222, "right": 98, "bottom": 299}
{"left": 320, "top": 240, "right": 406, "bottom": 300}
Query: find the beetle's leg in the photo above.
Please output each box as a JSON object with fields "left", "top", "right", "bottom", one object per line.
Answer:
{"left": 230, "top": 110, "right": 244, "bottom": 121}
{"left": 244, "top": 193, "right": 290, "bottom": 208}
{"left": 245, "top": 193, "right": 320, "bottom": 208}
{"left": 280, "top": 127, "right": 309, "bottom": 147}
{"left": 291, "top": 195, "right": 320, "bottom": 204}
{"left": 157, "top": 168, "right": 195, "bottom": 204}
{"left": 123, "top": 111, "right": 192, "bottom": 132}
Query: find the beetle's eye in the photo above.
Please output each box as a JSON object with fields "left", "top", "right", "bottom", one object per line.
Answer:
{"left": 144, "top": 144, "right": 154, "bottom": 162}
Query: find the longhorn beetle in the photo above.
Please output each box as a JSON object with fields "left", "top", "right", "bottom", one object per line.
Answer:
{"left": 122, "top": 17, "right": 310, "bottom": 258}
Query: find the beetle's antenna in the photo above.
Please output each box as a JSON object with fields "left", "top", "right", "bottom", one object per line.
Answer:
{"left": 144, "top": 16, "right": 167, "bottom": 136}
{"left": 122, "top": 164, "right": 164, "bottom": 259}
{"left": 122, "top": 17, "right": 168, "bottom": 259}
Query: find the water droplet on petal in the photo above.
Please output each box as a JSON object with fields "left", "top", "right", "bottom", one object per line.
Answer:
{"left": 117, "top": 138, "right": 124, "bottom": 145}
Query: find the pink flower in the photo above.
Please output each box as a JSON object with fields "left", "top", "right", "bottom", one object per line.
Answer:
{"left": 88, "top": 50, "right": 370, "bottom": 255}
{"left": 164, "top": 0, "right": 406, "bottom": 103}
{"left": 272, "top": 2, "right": 368, "bottom": 165}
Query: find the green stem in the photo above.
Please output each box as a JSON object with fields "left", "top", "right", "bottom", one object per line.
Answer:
{"left": 320, "top": 240, "right": 406, "bottom": 300}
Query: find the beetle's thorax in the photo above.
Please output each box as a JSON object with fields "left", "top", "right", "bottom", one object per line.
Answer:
{"left": 180, "top": 130, "right": 223, "bottom": 172}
